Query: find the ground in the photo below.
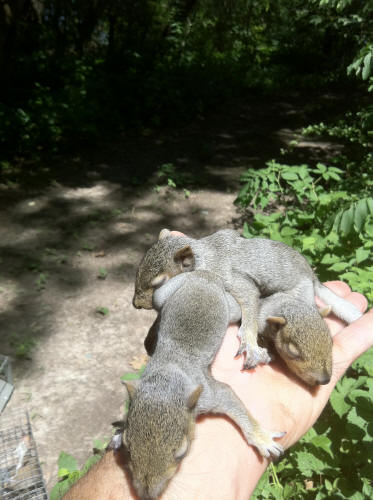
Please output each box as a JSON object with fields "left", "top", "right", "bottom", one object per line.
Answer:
{"left": 0, "top": 93, "right": 347, "bottom": 492}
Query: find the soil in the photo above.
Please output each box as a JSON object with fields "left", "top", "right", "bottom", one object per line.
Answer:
{"left": 0, "top": 92, "right": 347, "bottom": 492}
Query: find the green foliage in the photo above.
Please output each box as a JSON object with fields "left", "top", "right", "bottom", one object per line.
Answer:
{"left": 1, "top": 0, "right": 372, "bottom": 165}
{"left": 239, "top": 94, "right": 373, "bottom": 499}
{"left": 97, "top": 267, "right": 108, "bottom": 280}
{"left": 121, "top": 365, "right": 146, "bottom": 383}
{"left": 237, "top": 155, "right": 373, "bottom": 304}
{"left": 253, "top": 367, "right": 373, "bottom": 499}
{"left": 50, "top": 450, "right": 102, "bottom": 500}
{"left": 96, "top": 306, "right": 109, "bottom": 316}
{"left": 10, "top": 334, "right": 37, "bottom": 359}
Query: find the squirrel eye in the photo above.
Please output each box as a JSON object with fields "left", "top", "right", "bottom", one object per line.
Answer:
{"left": 285, "top": 342, "right": 301, "bottom": 359}
{"left": 174, "top": 437, "right": 188, "bottom": 461}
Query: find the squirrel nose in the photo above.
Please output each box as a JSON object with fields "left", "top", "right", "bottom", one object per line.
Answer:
{"left": 317, "top": 374, "right": 331, "bottom": 385}
{"left": 132, "top": 297, "right": 143, "bottom": 309}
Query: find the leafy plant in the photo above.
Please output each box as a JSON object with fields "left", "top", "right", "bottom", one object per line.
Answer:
{"left": 97, "top": 267, "right": 108, "bottom": 280}
{"left": 238, "top": 106, "right": 373, "bottom": 499}
{"left": 96, "top": 306, "right": 109, "bottom": 316}
{"left": 50, "top": 449, "right": 103, "bottom": 500}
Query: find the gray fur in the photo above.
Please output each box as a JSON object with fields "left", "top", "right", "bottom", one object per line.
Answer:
{"left": 134, "top": 229, "right": 362, "bottom": 369}
{"left": 258, "top": 292, "right": 333, "bottom": 386}
{"left": 126, "top": 270, "right": 284, "bottom": 500}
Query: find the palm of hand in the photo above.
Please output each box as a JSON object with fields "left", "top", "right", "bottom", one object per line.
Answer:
{"left": 211, "top": 281, "right": 369, "bottom": 449}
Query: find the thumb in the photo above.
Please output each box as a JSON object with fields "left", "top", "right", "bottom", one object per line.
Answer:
{"left": 333, "top": 308, "right": 373, "bottom": 376}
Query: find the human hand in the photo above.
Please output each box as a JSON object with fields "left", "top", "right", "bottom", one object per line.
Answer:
{"left": 162, "top": 231, "right": 372, "bottom": 499}
{"left": 211, "top": 280, "right": 370, "bottom": 449}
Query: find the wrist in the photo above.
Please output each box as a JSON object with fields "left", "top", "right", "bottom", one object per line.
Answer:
{"left": 162, "top": 414, "right": 268, "bottom": 500}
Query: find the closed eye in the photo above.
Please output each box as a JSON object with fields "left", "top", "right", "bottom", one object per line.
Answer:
{"left": 285, "top": 341, "right": 301, "bottom": 360}
{"left": 174, "top": 437, "right": 189, "bottom": 461}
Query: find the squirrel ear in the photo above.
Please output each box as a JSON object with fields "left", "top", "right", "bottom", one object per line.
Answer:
{"left": 151, "top": 273, "right": 169, "bottom": 288}
{"left": 266, "top": 316, "right": 287, "bottom": 335}
{"left": 174, "top": 246, "right": 194, "bottom": 270}
{"left": 121, "top": 380, "right": 139, "bottom": 401}
{"left": 319, "top": 305, "right": 332, "bottom": 318}
{"left": 158, "top": 228, "right": 171, "bottom": 240}
{"left": 267, "top": 316, "right": 287, "bottom": 326}
{"left": 187, "top": 385, "right": 203, "bottom": 410}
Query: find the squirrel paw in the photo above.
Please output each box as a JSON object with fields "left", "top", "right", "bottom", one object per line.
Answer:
{"left": 255, "top": 430, "right": 286, "bottom": 459}
{"left": 243, "top": 346, "right": 272, "bottom": 370}
{"left": 236, "top": 327, "right": 271, "bottom": 368}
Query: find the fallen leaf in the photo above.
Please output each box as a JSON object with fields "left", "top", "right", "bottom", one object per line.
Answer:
{"left": 129, "top": 354, "right": 148, "bottom": 370}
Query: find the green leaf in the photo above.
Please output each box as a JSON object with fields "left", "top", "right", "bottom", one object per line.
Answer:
{"left": 58, "top": 467, "right": 70, "bottom": 478}
{"left": 96, "top": 306, "right": 109, "bottom": 315}
{"left": 50, "top": 479, "right": 74, "bottom": 500}
{"left": 98, "top": 267, "right": 108, "bottom": 279}
{"left": 367, "top": 198, "right": 373, "bottom": 215}
{"left": 242, "top": 222, "right": 253, "bottom": 239}
{"left": 352, "top": 348, "right": 373, "bottom": 376}
{"left": 302, "top": 236, "right": 316, "bottom": 251}
{"left": 328, "top": 261, "right": 349, "bottom": 272}
{"left": 280, "top": 226, "right": 297, "bottom": 236}
{"left": 365, "top": 223, "right": 373, "bottom": 237}
{"left": 321, "top": 253, "right": 338, "bottom": 265}
{"left": 296, "top": 450, "right": 327, "bottom": 476}
{"left": 281, "top": 171, "right": 299, "bottom": 180}
{"left": 340, "top": 206, "right": 354, "bottom": 235}
{"left": 120, "top": 371, "right": 142, "bottom": 380}
{"left": 58, "top": 452, "right": 78, "bottom": 473}
{"left": 330, "top": 388, "right": 350, "bottom": 418}
{"left": 354, "top": 199, "right": 369, "bottom": 232}
{"left": 356, "top": 247, "right": 370, "bottom": 264}
{"left": 362, "top": 53, "right": 372, "bottom": 80}
{"left": 310, "top": 434, "right": 333, "bottom": 457}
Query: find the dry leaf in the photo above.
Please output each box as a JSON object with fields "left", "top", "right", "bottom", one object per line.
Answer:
{"left": 304, "top": 480, "right": 313, "bottom": 490}
{"left": 129, "top": 354, "right": 148, "bottom": 370}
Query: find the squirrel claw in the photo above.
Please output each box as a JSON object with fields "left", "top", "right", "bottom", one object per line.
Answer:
{"left": 255, "top": 430, "right": 285, "bottom": 458}
{"left": 243, "top": 346, "right": 271, "bottom": 370}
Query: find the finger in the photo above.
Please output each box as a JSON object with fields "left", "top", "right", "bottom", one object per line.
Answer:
{"left": 333, "top": 309, "right": 373, "bottom": 373}
{"left": 322, "top": 281, "right": 367, "bottom": 312}
{"left": 170, "top": 230, "right": 185, "bottom": 237}
{"left": 317, "top": 282, "right": 368, "bottom": 337}
{"left": 323, "top": 281, "right": 351, "bottom": 297}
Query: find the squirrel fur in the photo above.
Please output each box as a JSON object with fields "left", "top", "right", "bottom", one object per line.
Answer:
{"left": 124, "top": 270, "right": 285, "bottom": 500}
{"left": 133, "top": 228, "right": 361, "bottom": 377}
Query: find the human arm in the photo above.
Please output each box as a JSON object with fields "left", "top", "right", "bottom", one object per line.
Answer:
{"left": 63, "top": 282, "right": 371, "bottom": 500}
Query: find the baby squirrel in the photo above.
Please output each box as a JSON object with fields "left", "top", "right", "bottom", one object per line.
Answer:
{"left": 133, "top": 228, "right": 361, "bottom": 373}
{"left": 257, "top": 292, "right": 333, "bottom": 385}
{"left": 144, "top": 290, "right": 333, "bottom": 386}
{"left": 123, "top": 270, "right": 285, "bottom": 500}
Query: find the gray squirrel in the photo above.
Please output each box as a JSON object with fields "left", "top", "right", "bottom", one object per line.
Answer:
{"left": 133, "top": 229, "right": 362, "bottom": 372}
{"left": 257, "top": 293, "right": 332, "bottom": 385}
{"left": 123, "top": 270, "right": 285, "bottom": 500}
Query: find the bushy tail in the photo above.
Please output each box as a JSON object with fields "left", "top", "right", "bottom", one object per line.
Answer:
{"left": 314, "top": 281, "right": 362, "bottom": 324}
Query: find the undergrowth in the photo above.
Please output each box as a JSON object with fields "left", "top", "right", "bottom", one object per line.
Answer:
{"left": 236, "top": 109, "right": 373, "bottom": 499}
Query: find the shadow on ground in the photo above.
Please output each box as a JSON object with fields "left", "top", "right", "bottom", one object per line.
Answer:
{"left": 0, "top": 92, "right": 349, "bottom": 490}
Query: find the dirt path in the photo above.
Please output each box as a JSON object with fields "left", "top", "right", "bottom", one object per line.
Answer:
{"left": 0, "top": 93, "right": 346, "bottom": 491}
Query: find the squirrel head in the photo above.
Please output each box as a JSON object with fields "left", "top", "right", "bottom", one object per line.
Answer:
{"left": 123, "top": 382, "right": 202, "bottom": 500}
{"left": 133, "top": 229, "right": 195, "bottom": 310}
{"left": 266, "top": 306, "right": 333, "bottom": 386}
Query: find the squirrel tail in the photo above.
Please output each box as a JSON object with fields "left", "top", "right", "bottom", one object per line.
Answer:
{"left": 314, "top": 281, "right": 362, "bottom": 324}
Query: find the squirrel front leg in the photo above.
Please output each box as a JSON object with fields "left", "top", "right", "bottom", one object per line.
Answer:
{"left": 201, "top": 377, "right": 284, "bottom": 458}
{"left": 230, "top": 278, "right": 271, "bottom": 369}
